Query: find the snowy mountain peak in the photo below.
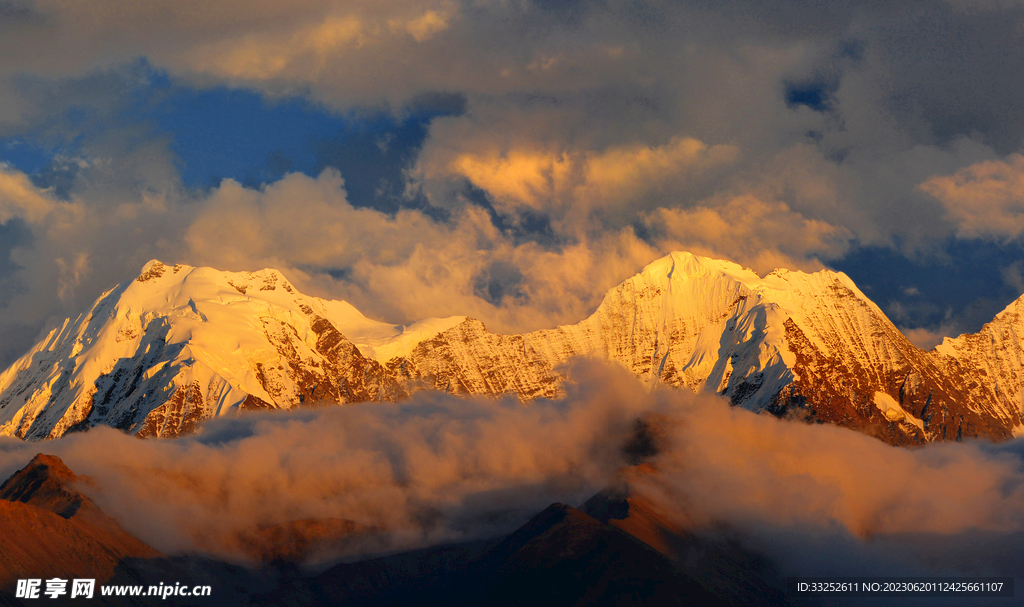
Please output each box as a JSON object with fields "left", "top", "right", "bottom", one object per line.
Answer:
{"left": 0, "top": 260, "right": 462, "bottom": 439}
{"left": 0, "top": 252, "right": 1021, "bottom": 445}
{"left": 640, "top": 250, "right": 755, "bottom": 283}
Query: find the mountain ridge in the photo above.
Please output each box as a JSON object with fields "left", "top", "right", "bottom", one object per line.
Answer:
{"left": 0, "top": 453, "right": 161, "bottom": 590}
{"left": 0, "top": 252, "right": 1021, "bottom": 445}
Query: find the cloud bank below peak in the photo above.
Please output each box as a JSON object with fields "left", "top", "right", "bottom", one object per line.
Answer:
{"left": 1, "top": 360, "right": 1023, "bottom": 589}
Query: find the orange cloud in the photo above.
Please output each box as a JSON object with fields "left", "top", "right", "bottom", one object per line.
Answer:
{"left": 643, "top": 195, "right": 852, "bottom": 274}
{"left": 899, "top": 326, "right": 945, "bottom": 350}
{"left": 2, "top": 360, "right": 1023, "bottom": 577}
{"left": 918, "top": 154, "right": 1024, "bottom": 240}
{"left": 0, "top": 166, "right": 79, "bottom": 226}
{"left": 436, "top": 137, "right": 738, "bottom": 225}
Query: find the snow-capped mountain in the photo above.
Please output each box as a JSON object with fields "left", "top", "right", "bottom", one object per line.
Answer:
{"left": 1, "top": 253, "right": 1022, "bottom": 444}
{"left": 0, "top": 261, "right": 462, "bottom": 439}
{"left": 390, "top": 252, "right": 1023, "bottom": 444}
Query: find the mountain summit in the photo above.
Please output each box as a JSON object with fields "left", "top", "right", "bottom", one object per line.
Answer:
{"left": 0, "top": 253, "right": 1021, "bottom": 444}
{"left": 0, "top": 260, "right": 461, "bottom": 439}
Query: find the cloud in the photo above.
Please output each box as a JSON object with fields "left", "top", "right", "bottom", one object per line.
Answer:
{"left": 422, "top": 136, "right": 738, "bottom": 228}
{"left": 183, "top": 168, "right": 664, "bottom": 332}
{"left": 0, "top": 160, "right": 659, "bottom": 361}
{"left": 180, "top": 169, "right": 855, "bottom": 333}
{"left": 636, "top": 393, "right": 1024, "bottom": 539}
{"left": 179, "top": 14, "right": 368, "bottom": 83}
{"left": 2, "top": 359, "right": 1024, "bottom": 584}
{"left": 0, "top": 165, "right": 79, "bottom": 226}
{"left": 1001, "top": 259, "right": 1024, "bottom": 294}
{"left": 642, "top": 194, "right": 852, "bottom": 274}
{"left": 900, "top": 326, "right": 948, "bottom": 350}
{"left": 410, "top": 110, "right": 859, "bottom": 274}
{"left": 0, "top": 0, "right": 562, "bottom": 107}
{"left": 918, "top": 154, "right": 1024, "bottom": 240}
{"left": 0, "top": 159, "right": 883, "bottom": 364}
{"left": 183, "top": 170, "right": 455, "bottom": 272}
{"left": 397, "top": 4, "right": 456, "bottom": 42}
{"left": 0, "top": 138, "right": 188, "bottom": 360}
{"left": 54, "top": 252, "right": 89, "bottom": 302}
{"left": 3, "top": 1, "right": 1023, "bottom": 173}
{"left": 341, "top": 229, "right": 662, "bottom": 332}
{"left": 1, "top": 9, "right": 1024, "bottom": 586}
{"left": 0, "top": 360, "right": 653, "bottom": 563}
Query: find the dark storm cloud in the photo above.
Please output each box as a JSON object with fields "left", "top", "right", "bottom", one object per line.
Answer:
{"left": 838, "top": 4, "right": 1024, "bottom": 153}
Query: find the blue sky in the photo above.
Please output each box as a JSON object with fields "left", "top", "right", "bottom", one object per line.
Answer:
{"left": 0, "top": 62, "right": 461, "bottom": 208}
{"left": 0, "top": 0, "right": 1022, "bottom": 362}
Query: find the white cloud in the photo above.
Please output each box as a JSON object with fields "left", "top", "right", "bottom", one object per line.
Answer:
{"left": 183, "top": 169, "right": 662, "bottom": 332}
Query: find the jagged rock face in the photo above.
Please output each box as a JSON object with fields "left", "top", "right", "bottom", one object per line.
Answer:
{"left": 1, "top": 252, "right": 1022, "bottom": 445}
{"left": 934, "top": 298, "right": 1024, "bottom": 438}
{"left": 387, "top": 319, "right": 564, "bottom": 399}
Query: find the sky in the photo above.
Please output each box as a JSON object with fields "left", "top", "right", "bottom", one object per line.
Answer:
{"left": 1, "top": 0, "right": 1024, "bottom": 365}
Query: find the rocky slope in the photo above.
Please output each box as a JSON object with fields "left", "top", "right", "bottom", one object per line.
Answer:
{"left": 0, "top": 455, "right": 330, "bottom": 605}
{"left": 0, "top": 252, "right": 1022, "bottom": 445}
{"left": 0, "top": 454, "right": 160, "bottom": 589}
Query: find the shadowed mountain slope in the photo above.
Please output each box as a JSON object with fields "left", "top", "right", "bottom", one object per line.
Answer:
{"left": 0, "top": 454, "right": 160, "bottom": 590}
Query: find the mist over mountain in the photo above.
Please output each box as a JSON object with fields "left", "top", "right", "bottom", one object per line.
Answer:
{"left": 2, "top": 363, "right": 1023, "bottom": 605}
